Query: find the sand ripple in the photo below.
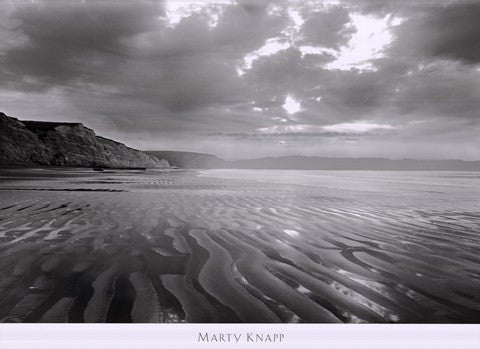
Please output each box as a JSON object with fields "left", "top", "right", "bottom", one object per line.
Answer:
{"left": 0, "top": 168, "right": 479, "bottom": 322}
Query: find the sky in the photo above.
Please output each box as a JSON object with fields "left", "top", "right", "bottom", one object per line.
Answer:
{"left": 1, "top": 0, "right": 480, "bottom": 160}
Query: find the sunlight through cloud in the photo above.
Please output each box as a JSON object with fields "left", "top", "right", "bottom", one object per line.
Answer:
{"left": 283, "top": 95, "right": 302, "bottom": 115}
{"left": 326, "top": 13, "right": 403, "bottom": 71}
{"left": 164, "top": 1, "right": 231, "bottom": 28}
{"left": 323, "top": 121, "right": 394, "bottom": 133}
{"left": 242, "top": 38, "right": 291, "bottom": 70}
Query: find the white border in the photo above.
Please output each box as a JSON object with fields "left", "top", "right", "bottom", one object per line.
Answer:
{"left": 1, "top": 324, "right": 479, "bottom": 349}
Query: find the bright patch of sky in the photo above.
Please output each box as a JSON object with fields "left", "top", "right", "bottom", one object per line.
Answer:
{"left": 279, "top": 7, "right": 304, "bottom": 47}
{"left": 239, "top": 6, "right": 403, "bottom": 74}
{"left": 299, "top": 45, "right": 336, "bottom": 58}
{"left": 322, "top": 121, "right": 394, "bottom": 133}
{"left": 258, "top": 121, "right": 394, "bottom": 135}
{"left": 240, "top": 38, "right": 291, "bottom": 73}
{"left": 258, "top": 124, "right": 309, "bottom": 134}
{"left": 288, "top": 8, "right": 305, "bottom": 32}
{"left": 325, "top": 13, "right": 404, "bottom": 71}
{"left": 164, "top": 1, "right": 230, "bottom": 28}
{"left": 283, "top": 95, "right": 302, "bottom": 114}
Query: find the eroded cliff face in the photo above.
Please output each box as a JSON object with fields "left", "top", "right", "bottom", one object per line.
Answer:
{"left": 0, "top": 112, "right": 169, "bottom": 168}
{"left": 146, "top": 151, "right": 226, "bottom": 169}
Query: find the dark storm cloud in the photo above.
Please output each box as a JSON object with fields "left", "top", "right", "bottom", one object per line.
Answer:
{"left": 0, "top": 1, "right": 479, "bottom": 159}
{"left": 0, "top": 1, "right": 285, "bottom": 130}
{"left": 389, "top": 1, "right": 480, "bottom": 64}
{"left": 301, "top": 6, "right": 355, "bottom": 49}
{"left": 392, "top": 61, "right": 480, "bottom": 118}
{"left": 348, "top": 0, "right": 452, "bottom": 16}
{"left": 4, "top": 2, "right": 162, "bottom": 87}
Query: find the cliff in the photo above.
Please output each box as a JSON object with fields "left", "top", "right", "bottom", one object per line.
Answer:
{"left": 146, "top": 151, "right": 226, "bottom": 169}
{"left": 0, "top": 112, "right": 169, "bottom": 169}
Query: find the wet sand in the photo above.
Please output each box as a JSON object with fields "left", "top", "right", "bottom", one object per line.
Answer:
{"left": 0, "top": 168, "right": 479, "bottom": 323}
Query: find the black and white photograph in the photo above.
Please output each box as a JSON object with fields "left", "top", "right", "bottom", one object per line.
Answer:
{"left": 0, "top": 0, "right": 479, "bottom": 347}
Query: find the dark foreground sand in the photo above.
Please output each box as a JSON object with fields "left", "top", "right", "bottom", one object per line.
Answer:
{"left": 0, "top": 168, "right": 479, "bottom": 323}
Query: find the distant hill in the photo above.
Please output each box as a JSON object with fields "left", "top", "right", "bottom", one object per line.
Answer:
{"left": 227, "top": 156, "right": 480, "bottom": 171}
{"left": 147, "top": 151, "right": 480, "bottom": 171}
{"left": 0, "top": 112, "right": 169, "bottom": 169}
{"left": 146, "top": 151, "right": 226, "bottom": 168}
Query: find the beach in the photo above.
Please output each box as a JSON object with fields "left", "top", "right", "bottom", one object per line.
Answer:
{"left": 0, "top": 168, "right": 479, "bottom": 323}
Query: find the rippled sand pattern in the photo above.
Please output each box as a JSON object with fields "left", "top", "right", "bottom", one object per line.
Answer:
{"left": 0, "top": 168, "right": 479, "bottom": 323}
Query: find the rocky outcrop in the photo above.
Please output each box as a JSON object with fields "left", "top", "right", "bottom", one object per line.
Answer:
{"left": 0, "top": 112, "right": 169, "bottom": 168}
{"left": 146, "top": 151, "right": 226, "bottom": 169}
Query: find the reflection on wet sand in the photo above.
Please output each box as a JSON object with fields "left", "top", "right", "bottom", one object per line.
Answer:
{"left": 0, "top": 168, "right": 479, "bottom": 323}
